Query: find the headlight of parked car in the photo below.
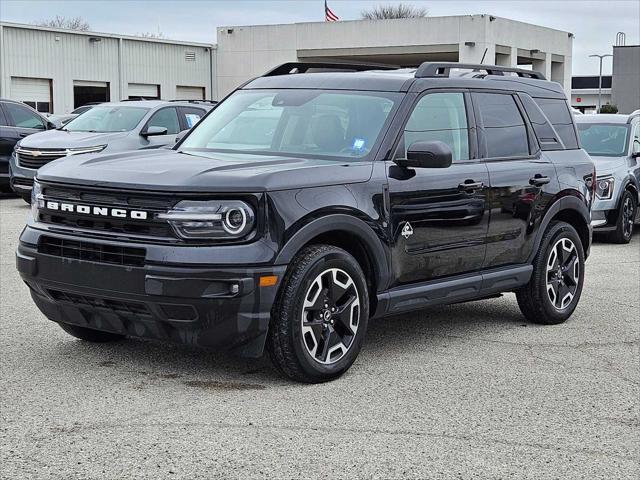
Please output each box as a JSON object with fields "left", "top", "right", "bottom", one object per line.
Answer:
{"left": 158, "top": 200, "right": 255, "bottom": 240}
{"left": 31, "top": 180, "right": 43, "bottom": 221}
{"left": 595, "top": 176, "right": 614, "bottom": 200}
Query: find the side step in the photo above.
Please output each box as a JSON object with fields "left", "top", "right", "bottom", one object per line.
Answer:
{"left": 375, "top": 265, "right": 532, "bottom": 317}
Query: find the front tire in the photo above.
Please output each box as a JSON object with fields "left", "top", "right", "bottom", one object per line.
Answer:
{"left": 267, "top": 245, "right": 369, "bottom": 383}
{"left": 517, "top": 221, "right": 585, "bottom": 325}
{"left": 608, "top": 190, "right": 636, "bottom": 244}
{"left": 58, "top": 323, "right": 125, "bottom": 342}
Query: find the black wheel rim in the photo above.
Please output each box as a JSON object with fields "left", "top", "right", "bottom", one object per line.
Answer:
{"left": 301, "top": 268, "right": 360, "bottom": 365}
{"left": 622, "top": 197, "right": 634, "bottom": 239}
{"left": 546, "top": 238, "right": 579, "bottom": 310}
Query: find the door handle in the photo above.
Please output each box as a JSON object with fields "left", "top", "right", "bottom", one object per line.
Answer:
{"left": 458, "top": 180, "right": 484, "bottom": 191}
{"left": 529, "top": 174, "right": 551, "bottom": 186}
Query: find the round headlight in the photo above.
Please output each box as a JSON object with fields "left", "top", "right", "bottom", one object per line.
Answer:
{"left": 223, "top": 208, "right": 247, "bottom": 234}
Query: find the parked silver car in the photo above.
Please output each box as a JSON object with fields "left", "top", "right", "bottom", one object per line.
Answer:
{"left": 9, "top": 100, "right": 213, "bottom": 202}
{"left": 576, "top": 112, "right": 640, "bottom": 243}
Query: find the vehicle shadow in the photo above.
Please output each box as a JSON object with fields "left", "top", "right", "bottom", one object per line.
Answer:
{"left": 48, "top": 297, "right": 525, "bottom": 387}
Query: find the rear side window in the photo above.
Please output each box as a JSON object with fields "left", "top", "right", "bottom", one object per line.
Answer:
{"left": 474, "top": 93, "right": 530, "bottom": 158}
{"left": 0, "top": 105, "right": 8, "bottom": 126}
{"left": 519, "top": 94, "right": 563, "bottom": 150}
{"left": 179, "top": 107, "right": 206, "bottom": 129}
{"left": 534, "top": 98, "right": 578, "bottom": 149}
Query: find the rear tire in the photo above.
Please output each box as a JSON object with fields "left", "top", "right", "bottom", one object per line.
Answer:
{"left": 58, "top": 323, "right": 125, "bottom": 342}
{"left": 267, "top": 245, "right": 369, "bottom": 383}
{"left": 516, "top": 221, "right": 585, "bottom": 325}
{"left": 608, "top": 190, "right": 636, "bottom": 244}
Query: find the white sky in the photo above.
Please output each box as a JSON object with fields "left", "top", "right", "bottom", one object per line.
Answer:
{"left": 1, "top": 0, "right": 638, "bottom": 74}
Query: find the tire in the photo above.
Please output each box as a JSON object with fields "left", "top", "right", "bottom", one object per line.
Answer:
{"left": 267, "top": 244, "right": 370, "bottom": 383}
{"left": 58, "top": 323, "right": 125, "bottom": 342}
{"left": 516, "top": 221, "right": 585, "bottom": 325}
{"left": 608, "top": 190, "right": 636, "bottom": 244}
{"left": 20, "top": 194, "right": 31, "bottom": 205}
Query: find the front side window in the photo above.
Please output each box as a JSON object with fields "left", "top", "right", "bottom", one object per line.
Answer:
{"left": 396, "top": 92, "right": 470, "bottom": 162}
{"left": 4, "top": 103, "right": 45, "bottom": 130}
{"left": 147, "top": 108, "right": 180, "bottom": 134}
{"left": 577, "top": 123, "right": 630, "bottom": 157}
{"left": 475, "top": 93, "right": 530, "bottom": 158}
{"left": 64, "top": 106, "right": 149, "bottom": 133}
{"left": 180, "top": 89, "right": 401, "bottom": 161}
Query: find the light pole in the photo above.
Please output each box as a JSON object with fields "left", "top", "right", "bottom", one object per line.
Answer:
{"left": 589, "top": 54, "right": 612, "bottom": 113}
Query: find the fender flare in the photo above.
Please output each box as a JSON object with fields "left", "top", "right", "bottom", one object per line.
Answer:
{"left": 274, "top": 214, "right": 391, "bottom": 291}
{"left": 528, "top": 195, "right": 591, "bottom": 263}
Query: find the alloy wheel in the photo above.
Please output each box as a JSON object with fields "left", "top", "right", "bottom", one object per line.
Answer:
{"left": 546, "top": 238, "right": 580, "bottom": 310}
{"left": 622, "top": 196, "right": 635, "bottom": 240}
{"left": 301, "top": 268, "right": 360, "bottom": 365}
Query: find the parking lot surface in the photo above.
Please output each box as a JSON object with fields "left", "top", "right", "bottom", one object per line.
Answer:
{"left": 1, "top": 196, "right": 638, "bottom": 479}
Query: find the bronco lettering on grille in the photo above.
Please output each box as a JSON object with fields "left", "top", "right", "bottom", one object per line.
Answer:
{"left": 44, "top": 201, "right": 148, "bottom": 220}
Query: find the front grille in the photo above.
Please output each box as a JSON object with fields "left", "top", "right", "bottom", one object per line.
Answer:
{"left": 38, "top": 184, "right": 176, "bottom": 238}
{"left": 12, "top": 177, "right": 33, "bottom": 187}
{"left": 16, "top": 148, "right": 67, "bottom": 169}
{"left": 48, "top": 289, "right": 150, "bottom": 316}
{"left": 38, "top": 236, "right": 146, "bottom": 266}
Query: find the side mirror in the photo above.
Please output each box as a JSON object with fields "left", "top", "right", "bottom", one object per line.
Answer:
{"left": 46, "top": 121, "right": 57, "bottom": 130}
{"left": 396, "top": 141, "right": 453, "bottom": 169}
{"left": 142, "top": 126, "right": 168, "bottom": 138}
{"left": 175, "top": 129, "right": 190, "bottom": 144}
{"left": 632, "top": 140, "right": 640, "bottom": 158}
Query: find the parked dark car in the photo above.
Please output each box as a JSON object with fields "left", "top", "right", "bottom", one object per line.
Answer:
{"left": 0, "top": 99, "right": 56, "bottom": 193}
{"left": 17, "top": 62, "right": 595, "bottom": 383}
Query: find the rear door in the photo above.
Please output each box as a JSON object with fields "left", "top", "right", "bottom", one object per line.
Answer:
{"left": 472, "top": 91, "right": 559, "bottom": 268}
{"left": 387, "top": 90, "right": 490, "bottom": 286}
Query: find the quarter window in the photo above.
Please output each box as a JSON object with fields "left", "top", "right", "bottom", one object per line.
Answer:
{"left": 398, "top": 92, "right": 470, "bottom": 162}
{"left": 534, "top": 98, "right": 579, "bottom": 149}
{"left": 474, "top": 93, "right": 529, "bottom": 158}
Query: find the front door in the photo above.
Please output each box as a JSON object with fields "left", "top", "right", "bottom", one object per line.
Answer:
{"left": 387, "top": 91, "right": 490, "bottom": 286}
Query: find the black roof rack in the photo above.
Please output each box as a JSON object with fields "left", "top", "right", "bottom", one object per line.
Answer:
{"left": 415, "top": 62, "right": 546, "bottom": 80}
{"left": 264, "top": 61, "right": 398, "bottom": 77}
{"left": 168, "top": 99, "right": 218, "bottom": 105}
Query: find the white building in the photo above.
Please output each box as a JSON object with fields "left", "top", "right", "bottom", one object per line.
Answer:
{"left": 570, "top": 75, "right": 612, "bottom": 113}
{"left": 1, "top": 15, "right": 573, "bottom": 114}
{"left": 216, "top": 15, "right": 573, "bottom": 97}
{"left": 0, "top": 22, "right": 217, "bottom": 114}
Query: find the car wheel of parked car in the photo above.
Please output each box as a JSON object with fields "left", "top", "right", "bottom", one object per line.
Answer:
{"left": 267, "top": 244, "right": 369, "bottom": 383}
{"left": 58, "top": 323, "right": 126, "bottom": 342}
{"left": 20, "top": 194, "right": 31, "bottom": 205}
{"left": 609, "top": 190, "right": 636, "bottom": 244}
{"left": 516, "top": 221, "right": 585, "bottom": 325}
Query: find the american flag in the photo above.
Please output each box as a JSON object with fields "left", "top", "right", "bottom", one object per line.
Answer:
{"left": 325, "top": 1, "right": 339, "bottom": 21}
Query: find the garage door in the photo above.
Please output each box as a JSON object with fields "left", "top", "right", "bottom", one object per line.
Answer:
{"left": 176, "top": 86, "right": 205, "bottom": 101}
{"left": 73, "top": 80, "right": 110, "bottom": 108}
{"left": 11, "top": 77, "right": 52, "bottom": 112}
{"left": 128, "top": 83, "right": 160, "bottom": 99}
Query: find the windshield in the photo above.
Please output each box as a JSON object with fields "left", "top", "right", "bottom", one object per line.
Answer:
{"left": 180, "top": 89, "right": 401, "bottom": 160}
{"left": 64, "top": 106, "right": 149, "bottom": 133}
{"left": 577, "top": 123, "right": 630, "bottom": 157}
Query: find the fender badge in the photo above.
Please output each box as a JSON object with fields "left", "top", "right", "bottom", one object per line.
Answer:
{"left": 401, "top": 222, "right": 414, "bottom": 239}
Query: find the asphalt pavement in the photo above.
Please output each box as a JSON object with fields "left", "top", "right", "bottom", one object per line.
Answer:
{"left": 1, "top": 196, "right": 638, "bottom": 479}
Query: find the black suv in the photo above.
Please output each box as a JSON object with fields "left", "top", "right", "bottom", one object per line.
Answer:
{"left": 17, "top": 62, "right": 594, "bottom": 383}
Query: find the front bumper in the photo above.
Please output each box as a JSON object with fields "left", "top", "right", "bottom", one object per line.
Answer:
{"left": 16, "top": 226, "right": 285, "bottom": 357}
{"left": 8, "top": 153, "right": 35, "bottom": 195}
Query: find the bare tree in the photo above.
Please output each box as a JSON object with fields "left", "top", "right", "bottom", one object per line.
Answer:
{"left": 361, "top": 3, "right": 428, "bottom": 20}
{"left": 137, "top": 31, "right": 168, "bottom": 39}
{"left": 35, "top": 16, "right": 91, "bottom": 31}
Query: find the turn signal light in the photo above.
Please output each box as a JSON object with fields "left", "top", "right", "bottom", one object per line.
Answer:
{"left": 259, "top": 275, "right": 278, "bottom": 287}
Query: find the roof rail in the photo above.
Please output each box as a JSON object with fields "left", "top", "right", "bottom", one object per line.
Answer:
{"left": 415, "top": 62, "right": 546, "bottom": 80}
{"left": 263, "top": 61, "right": 398, "bottom": 77}
{"left": 168, "top": 99, "right": 218, "bottom": 105}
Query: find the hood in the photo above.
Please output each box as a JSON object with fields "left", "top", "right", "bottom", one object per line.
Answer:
{"left": 36, "top": 149, "right": 374, "bottom": 192}
{"left": 18, "top": 129, "right": 130, "bottom": 149}
{"left": 590, "top": 155, "right": 627, "bottom": 175}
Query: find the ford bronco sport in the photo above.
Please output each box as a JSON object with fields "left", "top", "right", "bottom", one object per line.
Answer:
{"left": 17, "top": 62, "right": 594, "bottom": 383}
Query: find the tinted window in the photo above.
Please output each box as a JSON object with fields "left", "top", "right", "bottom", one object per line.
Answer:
{"left": 0, "top": 105, "right": 8, "bottom": 126}
{"left": 475, "top": 93, "right": 529, "bottom": 158}
{"left": 179, "top": 107, "right": 205, "bottom": 129}
{"left": 520, "top": 94, "right": 562, "bottom": 150}
{"left": 398, "top": 92, "right": 469, "bottom": 161}
{"left": 577, "top": 123, "right": 630, "bottom": 157}
{"left": 534, "top": 98, "right": 578, "bottom": 149}
{"left": 3, "top": 102, "right": 45, "bottom": 130}
{"left": 148, "top": 108, "right": 180, "bottom": 134}
{"left": 65, "top": 106, "right": 148, "bottom": 132}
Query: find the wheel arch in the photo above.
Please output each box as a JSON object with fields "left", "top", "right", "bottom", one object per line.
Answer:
{"left": 529, "top": 195, "right": 591, "bottom": 262}
{"left": 274, "top": 214, "right": 391, "bottom": 306}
